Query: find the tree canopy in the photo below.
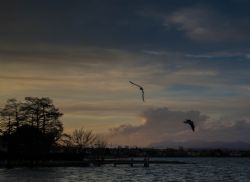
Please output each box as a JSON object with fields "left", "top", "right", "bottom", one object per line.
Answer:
{"left": 0, "top": 97, "right": 63, "bottom": 158}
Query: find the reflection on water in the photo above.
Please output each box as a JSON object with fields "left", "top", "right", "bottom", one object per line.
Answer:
{"left": 0, "top": 158, "right": 250, "bottom": 182}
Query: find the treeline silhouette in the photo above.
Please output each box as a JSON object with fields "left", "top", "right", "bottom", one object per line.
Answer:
{"left": 0, "top": 97, "right": 107, "bottom": 166}
{"left": 0, "top": 97, "right": 63, "bottom": 161}
{"left": 1, "top": 97, "right": 250, "bottom": 167}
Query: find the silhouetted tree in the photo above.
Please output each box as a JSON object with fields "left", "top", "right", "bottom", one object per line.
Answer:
{"left": 22, "top": 97, "right": 63, "bottom": 138}
{"left": 71, "top": 128, "right": 97, "bottom": 152}
{"left": 0, "top": 97, "right": 63, "bottom": 159}
{"left": 93, "top": 136, "right": 107, "bottom": 164}
{"left": 0, "top": 99, "right": 23, "bottom": 135}
{"left": 94, "top": 136, "right": 107, "bottom": 149}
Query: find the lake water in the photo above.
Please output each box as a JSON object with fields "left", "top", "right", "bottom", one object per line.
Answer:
{"left": 0, "top": 158, "right": 250, "bottom": 181}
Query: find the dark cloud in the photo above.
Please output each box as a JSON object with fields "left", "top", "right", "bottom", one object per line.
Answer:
{"left": 1, "top": 0, "right": 250, "bottom": 52}
{"left": 109, "top": 107, "right": 208, "bottom": 146}
{"left": 198, "top": 120, "right": 250, "bottom": 142}
{"left": 139, "top": 1, "right": 250, "bottom": 53}
{"left": 109, "top": 107, "right": 250, "bottom": 147}
{"left": 164, "top": 4, "right": 250, "bottom": 42}
{"left": 0, "top": 45, "right": 149, "bottom": 75}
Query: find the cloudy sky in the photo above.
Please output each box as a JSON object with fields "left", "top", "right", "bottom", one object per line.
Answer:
{"left": 1, "top": 0, "right": 250, "bottom": 147}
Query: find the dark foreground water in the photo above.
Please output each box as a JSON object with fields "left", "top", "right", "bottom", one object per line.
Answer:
{"left": 0, "top": 158, "right": 250, "bottom": 182}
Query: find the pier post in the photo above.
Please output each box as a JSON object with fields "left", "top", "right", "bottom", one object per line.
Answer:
{"left": 144, "top": 156, "right": 149, "bottom": 167}
{"left": 130, "top": 157, "right": 134, "bottom": 167}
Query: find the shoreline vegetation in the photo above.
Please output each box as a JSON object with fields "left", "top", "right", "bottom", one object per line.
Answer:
{"left": 1, "top": 97, "right": 250, "bottom": 168}
{"left": 1, "top": 147, "right": 250, "bottom": 168}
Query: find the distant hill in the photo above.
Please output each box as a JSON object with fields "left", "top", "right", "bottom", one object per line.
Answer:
{"left": 149, "top": 140, "right": 250, "bottom": 150}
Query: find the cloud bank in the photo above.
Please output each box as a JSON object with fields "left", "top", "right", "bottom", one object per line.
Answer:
{"left": 108, "top": 107, "right": 250, "bottom": 147}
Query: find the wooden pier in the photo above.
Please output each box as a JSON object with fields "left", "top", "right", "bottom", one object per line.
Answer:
{"left": 104, "top": 158, "right": 188, "bottom": 167}
{"left": 0, "top": 159, "right": 189, "bottom": 168}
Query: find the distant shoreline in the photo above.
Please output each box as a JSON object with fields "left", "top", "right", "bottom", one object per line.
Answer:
{"left": 0, "top": 158, "right": 192, "bottom": 168}
{"left": 2, "top": 157, "right": 250, "bottom": 168}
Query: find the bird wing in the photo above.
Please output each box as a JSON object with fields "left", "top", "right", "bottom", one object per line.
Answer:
{"left": 184, "top": 120, "right": 195, "bottom": 132}
{"left": 129, "top": 81, "right": 145, "bottom": 102}
{"left": 129, "top": 81, "right": 143, "bottom": 88}
{"left": 141, "top": 89, "right": 145, "bottom": 102}
{"left": 190, "top": 122, "right": 195, "bottom": 131}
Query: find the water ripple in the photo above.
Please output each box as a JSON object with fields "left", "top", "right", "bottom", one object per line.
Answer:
{"left": 0, "top": 158, "right": 250, "bottom": 182}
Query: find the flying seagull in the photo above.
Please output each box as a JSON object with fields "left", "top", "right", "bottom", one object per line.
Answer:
{"left": 129, "top": 81, "right": 145, "bottom": 102}
{"left": 184, "top": 119, "right": 195, "bottom": 132}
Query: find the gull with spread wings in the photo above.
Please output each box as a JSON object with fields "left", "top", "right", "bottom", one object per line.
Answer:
{"left": 129, "top": 81, "right": 145, "bottom": 102}
{"left": 183, "top": 119, "right": 195, "bottom": 132}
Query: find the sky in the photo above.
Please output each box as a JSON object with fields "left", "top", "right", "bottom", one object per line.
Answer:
{"left": 1, "top": 0, "right": 250, "bottom": 147}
